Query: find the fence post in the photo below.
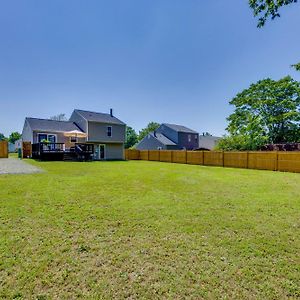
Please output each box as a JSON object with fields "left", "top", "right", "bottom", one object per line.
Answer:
{"left": 275, "top": 151, "right": 278, "bottom": 171}
{"left": 222, "top": 151, "right": 225, "bottom": 167}
{"left": 159, "top": 149, "right": 161, "bottom": 162}
{"left": 171, "top": 151, "right": 173, "bottom": 163}
{"left": 147, "top": 150, "right": 149, "bottom": 161}
{"left": 185, "top": 150, "right": 187, "bottom": 164}
{"left": 203, "top": 151, "right": 206, "bottom": 166}
{"left": 246, "top": 151, "right": 249, "bottom": 169}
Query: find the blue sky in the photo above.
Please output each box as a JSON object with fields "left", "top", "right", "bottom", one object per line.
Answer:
{"left": 0, "top": 0, "right": 299, "bottom": 137}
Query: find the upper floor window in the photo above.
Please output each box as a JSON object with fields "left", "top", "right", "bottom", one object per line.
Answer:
{"left": 107, "top": 126, "right": 112, "bottom": 137}
{"left": 188, "top": 134, "right": 191, "bottom": 142}
{"left": 195, "top": 135, "right": 198, "bottom": 140}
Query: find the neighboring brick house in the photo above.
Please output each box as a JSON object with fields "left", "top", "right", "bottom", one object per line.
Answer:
{"left": 136, "top": 123, "right": 199, "bottom": 150}
{"left": 22, "top": 109, "right": 126, "bottom": 160}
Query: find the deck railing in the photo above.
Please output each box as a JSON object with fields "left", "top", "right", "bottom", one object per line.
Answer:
{"left": 32, "top": 142, "right": 94, "bottom": 161}
{"left": 40, "top": 143, "right": 65, "bottom": 153}
{"left": 75, "top": 143, "right": 94, "bottom": 154}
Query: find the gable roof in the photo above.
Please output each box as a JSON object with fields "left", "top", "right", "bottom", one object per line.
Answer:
{"left": 150, "top": 132, "right": 177, "bottom": 146}
{"left": 74, "top": 109, "right": 125, "bottom": 125}
{"left": 26, "top": 118, "right": 84, "bottom": 133}
{"left": 162, "top": 123, "right": 198, "bottom": 134}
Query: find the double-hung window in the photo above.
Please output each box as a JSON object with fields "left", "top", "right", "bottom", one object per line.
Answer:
{"left": 38, "top": 133, "right": 56, "bottom": 143}
{"left": 107, "top": 126, "right": 112, "bottom": 137}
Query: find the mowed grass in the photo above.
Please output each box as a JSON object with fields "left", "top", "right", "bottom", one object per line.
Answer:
{"left": 0, "top": 160, "right": 299, "bottom": 299}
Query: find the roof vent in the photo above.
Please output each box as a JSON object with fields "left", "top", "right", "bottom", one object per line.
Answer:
{"left": 110, "top": 108, "right": 113, "bottom": 117}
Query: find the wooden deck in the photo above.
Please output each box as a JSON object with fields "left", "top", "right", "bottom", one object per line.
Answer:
{"left": 32, "top": 143, "right": 94, "bottom": 161}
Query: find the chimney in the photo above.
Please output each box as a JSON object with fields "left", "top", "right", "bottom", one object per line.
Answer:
{"left": 110, "top": 108, "right": 113, "bottom": 117}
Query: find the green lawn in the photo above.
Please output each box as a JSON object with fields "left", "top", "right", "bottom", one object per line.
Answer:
{"left": 0, "top": 160, "right": 299, "bottom": 299}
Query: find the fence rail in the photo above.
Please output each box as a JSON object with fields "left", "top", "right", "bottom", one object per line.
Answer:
{"left": 0, "top": 141, "right": 8, "bottom": 158}
{"left": 125, "top": 149, "right": 300, "bottom": 173}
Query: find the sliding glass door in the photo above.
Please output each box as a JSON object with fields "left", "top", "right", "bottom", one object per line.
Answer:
{"left": 94, "top": 144, "right": 105, "bottom": 160}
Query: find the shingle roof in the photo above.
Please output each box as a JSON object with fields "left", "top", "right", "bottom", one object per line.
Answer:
{"left": 74, "top": 109, "right": 125, "bottom": 125}
{"left": 26, "top": 118, "right": 84, "bottom": 133}
{"left": 162, "top": 123, "right": 198, "bottom": 134}
{"left": 151, "top": 132, "right": 177, "bottom": 146}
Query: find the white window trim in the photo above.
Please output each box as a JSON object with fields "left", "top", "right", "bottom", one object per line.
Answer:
{"left": 107, "top": 126, "right": 112, "bottom": 137}
{"left": 94, "top": 144, "right": 106, "bottom": 160}
{"left": 37, "top": 133, "right": 57, "bottom": 143}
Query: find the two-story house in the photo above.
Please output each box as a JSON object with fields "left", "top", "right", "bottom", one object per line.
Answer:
{"left": 136, "top": 123, "right": 199, "bottom": 151}
{"left": 69, "top": 109, "right": 126, "bottom": 160}
{"left": 22, "top": 109, "right": 126, "bottom": 160}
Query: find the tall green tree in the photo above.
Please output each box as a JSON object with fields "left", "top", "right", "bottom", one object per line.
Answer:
{"left": 138, "top": 122, "right": 160, "bottom": 141}
{"left": 8, "top": 132, "right": 21, "bottom": 143}
{"left": 221, "top": 76, "right": 300, "bottom": 150}
{"left": 249, "top": 0, "right": 298, "bottom": 28}
{"left": 216, "top": 134, "right": 267, "bottom": 151}
{"left": 125, "top": 126, "right": 138, "bottom": 149}
{"left": 292, "top": 63, "right": 300, "bottom": 71}
{"left": 0, "top": 133, "right": 7, "bottom": 141}
{"left": 249, "top": 0, "right": 299, "bottom": 70}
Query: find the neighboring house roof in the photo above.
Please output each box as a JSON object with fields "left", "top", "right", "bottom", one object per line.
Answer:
{"left": 198, "top": 135, "right": 221, "bottom": 150}
{"left": 74, "top": 109, "right": 126, "bottom": 125}
{"left": 162, "top": 123, "right": 198, "bottom": 134}
{"left": 151, "top": 132, "right": 177, "bottom": 146}
{"left": 25, "top": 118, "right": 84, "bottom": 133}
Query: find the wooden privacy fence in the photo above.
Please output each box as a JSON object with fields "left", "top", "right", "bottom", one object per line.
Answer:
{"left": 125, "top": 149, "right": 300, "bottom": 173}
{"left": 0, "top": 141, "right": 8, "bottom": 158}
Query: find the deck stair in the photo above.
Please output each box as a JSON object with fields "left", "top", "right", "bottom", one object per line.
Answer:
{"left": 63, "top": 152, "right": 77, "bottom": 161}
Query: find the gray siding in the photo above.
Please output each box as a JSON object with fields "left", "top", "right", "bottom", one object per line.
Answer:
{"left": 88, "top": 122, "right": 125, "bottom": 143}
{"left": 105, "top": 143, "right": 124, "bottom": 160}
{"left": 136, "top": 134, "right": 167, "bottom": 150}
{"left": 33, "top": 131, "right": 86, "bottom": 147}
{"left": 156, "top": 124, "right": 178, "bottom": 143}
{"left": 178, "top": 132, "right": 199, "bottom": 150}
{"left": 156, "top": 124, "right": 198, "bottom": 150}
{"left": 22, "top": 120, "right": 33, "bottom": 143}
{"left": 69, "top": 111, "right": 88, "bottom": 133}
{"left": 33, "top": 131, "right": 65, "bottom": 144}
